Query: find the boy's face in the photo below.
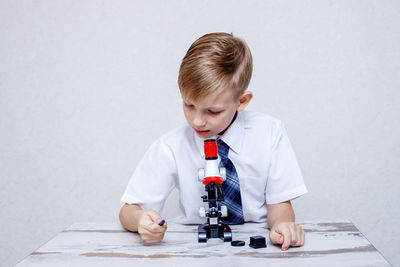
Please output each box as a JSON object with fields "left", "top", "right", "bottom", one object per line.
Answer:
{"left": 182, "top": 88, "right": 250, "bottom": 139}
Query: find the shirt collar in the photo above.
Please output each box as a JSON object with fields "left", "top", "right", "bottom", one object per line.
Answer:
{"left": 194, "top": 111, "right": 245, "bottom": 157}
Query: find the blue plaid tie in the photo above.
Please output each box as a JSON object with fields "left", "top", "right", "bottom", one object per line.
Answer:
{"left": 217, "top": 139, "right": 245, "bottom": 224}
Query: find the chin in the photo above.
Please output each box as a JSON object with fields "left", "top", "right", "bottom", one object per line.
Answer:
{"left": 197, "top": 134, "right": 211, "bottom": 139}
{"left": 196, "top": 132, "right": 214, "bottom": 139}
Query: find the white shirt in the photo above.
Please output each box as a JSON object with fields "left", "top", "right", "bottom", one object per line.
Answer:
{"left": 121, "top": 110, "right": 307, "bottom": 223}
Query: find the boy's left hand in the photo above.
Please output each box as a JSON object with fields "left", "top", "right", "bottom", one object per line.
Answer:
{"left": 269, "top": 221, "right": 305, "bottom": 250}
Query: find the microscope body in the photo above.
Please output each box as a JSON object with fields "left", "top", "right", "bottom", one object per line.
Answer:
{"left": 197, "top": 139, "right": 232, "bottom": 243}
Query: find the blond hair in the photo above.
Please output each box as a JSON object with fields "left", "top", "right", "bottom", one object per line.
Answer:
{"left": 178, "top": 32, "right": 253, "bottom": 102}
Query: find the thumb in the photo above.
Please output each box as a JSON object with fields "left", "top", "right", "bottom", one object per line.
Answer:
{"left": 146, "top": 210, "right": 162, "bottom": 223}
{"left": 269, "top": 229, "right": 284, "bottom": 245}
{"left": 145, "top": 210, "right": 165, "bottom": 233}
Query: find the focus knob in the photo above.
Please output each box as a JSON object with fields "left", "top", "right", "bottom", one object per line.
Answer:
{"left": 220, "top": 167, "right": 226, "bottom": 181}
{"left": 198, "top": 168, "right": 205, "bottom": 181}
{"left": 220, "top": 205, "right": 228, "bottom": 217}
{"left": 199, "top": 207, "right": 206, "bottom": 217}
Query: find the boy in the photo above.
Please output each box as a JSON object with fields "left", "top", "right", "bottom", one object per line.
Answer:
{"left": 119, "top": 32, "right": 308, "bottom": 250}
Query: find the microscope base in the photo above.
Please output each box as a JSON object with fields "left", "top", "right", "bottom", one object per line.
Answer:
{"left": 198, "top": 222, "right": 232, "bottom": 243}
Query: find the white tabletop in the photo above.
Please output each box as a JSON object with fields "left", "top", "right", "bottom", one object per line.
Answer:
{"left": 16, "top": 220, "right": 391, "bottom": 267}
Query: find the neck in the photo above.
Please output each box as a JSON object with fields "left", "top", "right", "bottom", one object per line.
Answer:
{"left": 218, "top": 111, "right": 238, "bottom": 136}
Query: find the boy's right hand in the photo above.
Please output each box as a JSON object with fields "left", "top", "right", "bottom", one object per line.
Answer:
{"left": 137, "top": 210, "right": 167, "bottom": 244}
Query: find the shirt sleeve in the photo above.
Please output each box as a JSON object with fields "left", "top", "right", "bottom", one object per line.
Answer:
{"left": 121, "top": 137, "right": 177, "bottom": 214}
{"left": 265, "top": 121, "right": 308, "bottom": 204}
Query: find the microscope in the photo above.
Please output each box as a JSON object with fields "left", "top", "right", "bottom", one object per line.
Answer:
{"left": 197, "top": 139, "right": 232, "bottom": 243}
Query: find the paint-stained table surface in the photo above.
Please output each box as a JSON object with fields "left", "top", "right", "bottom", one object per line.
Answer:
{"left": 16, "top": 220, "right": 391, "bottom": 267}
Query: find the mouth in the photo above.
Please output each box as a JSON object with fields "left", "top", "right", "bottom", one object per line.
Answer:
{"left": 194, "top": 129, "right": 211, "bottom": 136}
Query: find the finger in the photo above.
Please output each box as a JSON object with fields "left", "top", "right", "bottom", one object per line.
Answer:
{"left": 145, "top": 232, "right": 164, "bottom": 241}
{"left": 147, "top": 225, "right": 167, "bottom": 233}
{"left": 141, "top": 227, "right": 164, "bottom": 237}
{"left": 269, "top": 228, "right": 283, "bottom": 244}
{"left": 292, "top": 225, "right": 300, "bottom": 246}
{"left": 139, "top": 224, "right": 164, "bottom": 237}
{"left": 143, "top": 231, "right": 165, "bottom": 243}
{"left": 138, "top": 227, "right": 152, "bottom": 238}
{"left": 290, "top": 225, "right": 298, "bottom": 247}
{"left": 143, "top": 238, "right": 162, "bottom": 244}
{"left": 147, "top": 219, "right": 165, "bottom": 227}
{"left": 295, "top": 226, "right": 303, "bottom": 246}
{"left": 289, "top": 224, "right": 297, "bottom": 246}
{"left": 293, "top": 225, "right": 304, "bottom": 246}
{"left": 161, "top": 221, "right": 168, "bottom": 232}
{"left": 300, "top": 227, "right": 305, "bottom": 246}
{"left": 140, "top": 230, "right": 164, "bottom": 241}
{"left": 147, "top": 221, "right": 168, "bottom": 233}
{"left": 281, "top": 225, "right": 292, "bottom": 251}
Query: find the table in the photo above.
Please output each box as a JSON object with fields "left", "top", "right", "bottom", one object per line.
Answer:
{"left": 16, "top": 220, "right": 391, "bottom": 267}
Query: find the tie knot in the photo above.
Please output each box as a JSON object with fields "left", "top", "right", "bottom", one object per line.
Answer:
{"left": 217, "top": 139, "right": 229, "bottom": 158}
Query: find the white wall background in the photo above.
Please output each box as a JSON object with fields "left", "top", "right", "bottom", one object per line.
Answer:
{"left": 1, "top": 1, "right": 399, "bottom": 266}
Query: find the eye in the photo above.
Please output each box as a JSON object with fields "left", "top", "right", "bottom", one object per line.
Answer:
{"left": 184, "top": 103, "right": 194, "bottom": 108}
{"left": 208, "top": 110, "right": 222, "bottom": 115}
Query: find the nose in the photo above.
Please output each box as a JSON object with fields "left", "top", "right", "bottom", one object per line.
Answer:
{"left": 193, "top": 113, "right": 206, "bottom": 129}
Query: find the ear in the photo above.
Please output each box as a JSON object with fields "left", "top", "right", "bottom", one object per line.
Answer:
{"left": 237, "top": 91, "right": 253, "bottom": 111}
